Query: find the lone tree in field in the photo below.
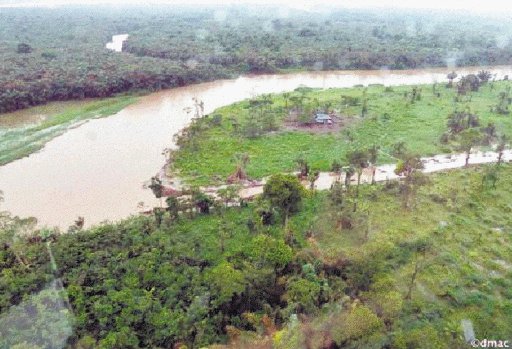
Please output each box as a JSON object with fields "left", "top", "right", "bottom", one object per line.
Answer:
{"left": 262, "top": 174, "right": 304, "bottom": 226}
{"left": 307, "top": 170, "right": 320, "bottom": 190}
{"left": 446, "top": 71, "right": 457, "bottom": 87}
{"left": 458, "top": 128, "right": 483, "bottom": 166}
{"left": 481, "top": 166, "right": 499, "bottom": 190}
{"left": 394, "top": 153, "right": 427, "bottom": 209}
{"left": 192, "top": 189, "right": 214, "bottom": 214}
{"left": 217, "top": 185, "right": 240, "bottom": 208}
{"left": 447, "top": 111, "right": 480, "bottom": 135}
{"left": 295, "top": 154, "right": 310, "bottom": 178}
{"left": 331, "top": 160, "right": 343, "bottom": 180}
{"left": 361, "top": 88, "right": 368, "bottom": 117}
{"left": 457, "top": 74, "right": 481, "bottom": 94}
{"left": 481, "top": 122, "right": 497, "bottom": 145}
{"left": 166, "top": 196, "right": 180, "bottom": 220}
{"left": 391, "top": 141, "right": 407, "bottom": 158}
{"left": 17, "top": 43, "right": 32, "bottom": 54}
{"left": 477, "top": 70, "right": 492, "bottom": 83}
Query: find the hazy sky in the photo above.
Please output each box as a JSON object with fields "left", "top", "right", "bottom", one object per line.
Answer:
{"left": 0, "top": 0, "right": 510, "bottom": 14}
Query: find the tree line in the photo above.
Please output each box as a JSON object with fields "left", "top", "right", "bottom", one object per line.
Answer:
{"left": 3, "top": 5, "right": 512, "bottom": 113}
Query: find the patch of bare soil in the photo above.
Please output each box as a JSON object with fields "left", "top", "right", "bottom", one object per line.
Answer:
{"left": 283, "top": 111, "right": 358, "bottom": 134}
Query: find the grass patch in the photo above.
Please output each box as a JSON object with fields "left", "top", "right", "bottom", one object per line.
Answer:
{"left": 172, "top": 81, "right": 512, "bottom": 186}
{"left": 0, "top": 95, "right": 137, "bottom": 166}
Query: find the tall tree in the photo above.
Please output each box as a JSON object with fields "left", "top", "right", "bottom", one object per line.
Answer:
{"left": 344, "top": 166, "right": 356, "bottom": 190}
{"left": 458, "top": 128, "right": 483, "bottom": 166}
{"left": 295, "top": 154, "right": 310, "bottom": 178}
{"left": 262, "top": 174, "right": 304, "bottom": 226}
{"left": 165, "top": 196, "right": 180, "bottom": 220}
{"left": 394, "top": 153, "right": 427, "bottom": 209}
{"left": 346, "top": 149, "right": 369, "bottom": 211}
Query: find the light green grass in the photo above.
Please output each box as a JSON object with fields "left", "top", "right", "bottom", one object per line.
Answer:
{"left": 172, "top": 81, "right": 512, "bottom": 186}
{"left": 0, "top": 95, "right": 137, "bottom": 166}
{"left": 308, "top": 164, "right": 512, "bottom": 339}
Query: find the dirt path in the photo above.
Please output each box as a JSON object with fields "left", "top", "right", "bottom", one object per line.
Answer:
{"left": 232, "top": 148, "right": 512, "bottom": 199}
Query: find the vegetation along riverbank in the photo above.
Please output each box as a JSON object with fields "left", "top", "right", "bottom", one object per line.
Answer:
{"left": 3, "top": 5, "right": 512, "bottom": 113}
{"left": 0, "top": 95, "right": 137, "bottom": 166}
{"left": 2, "top": 163, "right": 511, "bottom": 348}
{"left": 169, "top": 72, "right": 512, "bottom": 187}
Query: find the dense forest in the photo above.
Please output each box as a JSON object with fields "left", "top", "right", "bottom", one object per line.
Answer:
{"left": 1, "top": 163, "right": 512, "bottom": 348}
{"left": 2, "top": 5, "right": 512, "bottom": 113}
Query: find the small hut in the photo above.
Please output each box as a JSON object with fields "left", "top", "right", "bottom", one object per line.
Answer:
{"left": 314, "top": 113, "right": 333, "bottom": 124}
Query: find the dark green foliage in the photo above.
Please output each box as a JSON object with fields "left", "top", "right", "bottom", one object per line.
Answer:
{"left": 495, "top": 87, "right": 512, "bottom": 114}
{"left": 262, "top": 174, "right": 304, "bottom": 221}
{"left": 447, "top": 111, "right": 480, "bottom": 135}
{"left": 0, "top": 207, "right": 297, "bottom": 348}
{"left": 2, "top": 165, "right": 512, "bottom": 348}
{"left": 148, "top": 177, "right": 163, "bottom": 199}
{"left": 16, "top": 43, "right": 32, "bottom": 54}
{"left": 3, "top": 6, "right": 512, "bottom": 113}
{"left": 458, "top": 74, "right": 482, "bottom": 94}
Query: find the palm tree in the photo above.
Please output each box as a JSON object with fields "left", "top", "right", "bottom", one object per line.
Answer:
{"left": 346, "top": 149, "right": 369, "bottom": 212}
{"left": 346, "top": 150, "right": 369, "bottom": 197}
{"left": 228, "top": 153, "right": 250, "bottom": 183}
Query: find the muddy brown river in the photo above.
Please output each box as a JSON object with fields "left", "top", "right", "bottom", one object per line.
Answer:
{"left": 1, "top": 66, "right": 512, "bottom": 228}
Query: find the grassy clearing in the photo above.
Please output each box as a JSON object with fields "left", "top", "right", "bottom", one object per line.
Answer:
{"left": 303, "top": 164, "right": 512, "bottom": 343}
{"left": 172, "top": 81, "right": 512, "bottom": 186}
{"left": 0, "top": 95, "right": 137, "bottom": 166}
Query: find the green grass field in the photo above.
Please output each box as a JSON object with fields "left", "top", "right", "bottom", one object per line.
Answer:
{"left": 172, "top": 81, "right": 512, "bottom": 186}
{"left": 0, "top": 95, "right": 137, "bottom": 166}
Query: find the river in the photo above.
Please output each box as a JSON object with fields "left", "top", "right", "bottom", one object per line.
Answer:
{"left": 1, "top": 66, "right": 512, "bottom": 228}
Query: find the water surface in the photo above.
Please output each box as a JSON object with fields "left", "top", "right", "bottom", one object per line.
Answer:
{"left": 1, "top": 66, "right": 511, "bottom": 228}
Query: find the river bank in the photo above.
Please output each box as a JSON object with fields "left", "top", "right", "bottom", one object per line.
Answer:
{"left": 2, "top": 66, "right": 512, "bottom": 228}
{"left": 0, "top": 95, "right": 137, "bottom": 166}
{"left": 159, "top": 148, "right": 512, "bottom": 204}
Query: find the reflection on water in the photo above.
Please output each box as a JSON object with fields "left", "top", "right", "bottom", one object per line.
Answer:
{"left": 1, "top": 66, "right": 512, "bottom": 228}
